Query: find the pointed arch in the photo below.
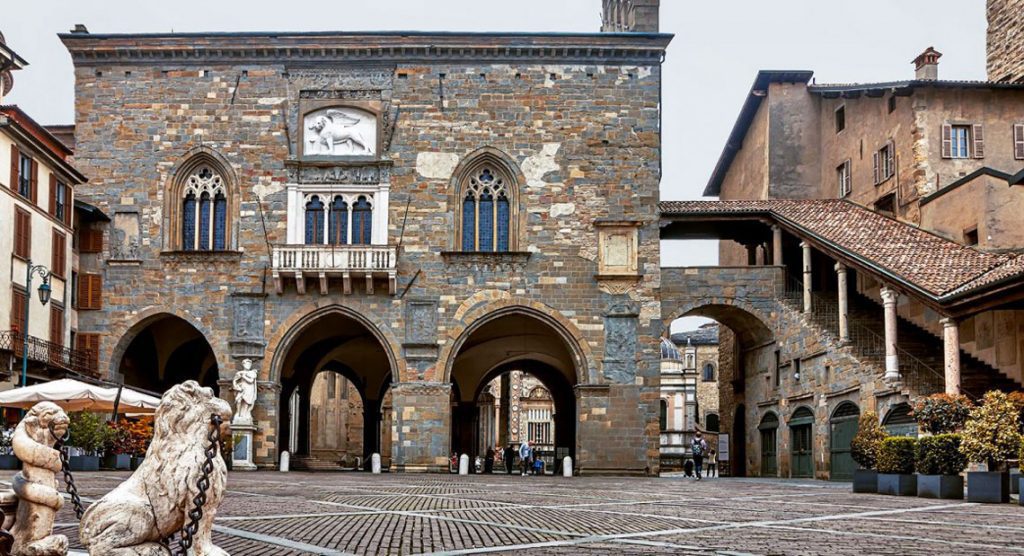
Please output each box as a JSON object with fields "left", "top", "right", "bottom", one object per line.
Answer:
{"left": 450, "top": 147, "right": 526, "bottom": 252}
{"left": 164, "top": 146, "right": 239, "bottom": 252}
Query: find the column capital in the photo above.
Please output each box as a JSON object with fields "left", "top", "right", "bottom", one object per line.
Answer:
{"left": 834, "top": 262, "right": 847, "bottom": 273}
{"left": 799, "top": 241, "right": 809, "bottom": 249}
{"left": 771, "top": 224, "right": 781, "bottom": 232}
{"left": 939, "top": 316, "right": 957, "bottom": 326}
{"left": 880, "top": 286, "right": 899, "bottom": 304}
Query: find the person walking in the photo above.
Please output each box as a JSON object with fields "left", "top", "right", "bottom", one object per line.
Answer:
{"left": 691, "top": 431, "right": 707, "bottom": 481}
{"left": 503, "top": 444, "right": 515, "bottom": 474}
{"left": 706, "top": 448, "right": 717, "bottom": 478}
{"left": 519, "top": 439, "right": 532, "bottom": 476}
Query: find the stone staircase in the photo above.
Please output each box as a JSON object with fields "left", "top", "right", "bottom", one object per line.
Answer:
{"left": 779, "top": 276, "right": 1020, "bottom": 399}
{"left": 291, "top": 454, "right": 349, "bottom": 471}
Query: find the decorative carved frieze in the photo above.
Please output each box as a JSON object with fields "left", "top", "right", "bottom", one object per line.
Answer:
{"left": 285, "top": 162, "right": 390, "bottom": 184}
{"left": 299, "top": 89, "right": 383, "bottom": 101}
{"left": 440, "top": 251, "right": 531, "bottom": 273}
{"left": 288, "top": 68, "right": 394, "bottom": 91}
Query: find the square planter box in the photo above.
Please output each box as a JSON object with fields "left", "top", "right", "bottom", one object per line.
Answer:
{"left": 130, "top": 456, "right": 144, "bottom": 471}
{"left": 878, "top": 473, "right": 917, "bottom": 496}
{"left": 1020, "top": 478, "right": 1024, "bottom": 506}
{"left": 853, "top": 469, "right": 878, "bottom": 493}
{"left": 967, "top": 471, "right": 1009, "bottom": 503}
{"left": 69, "top": 456, "right": 100, "bottom": 472}
{"left": 917, "top": 475, "right": 964, "bottom": 499}
{"left": 1011, "top": 472, "right": 1021, "bottom": 495}
{"left": 0, "top": 455, "right": 19, "bottom": 470}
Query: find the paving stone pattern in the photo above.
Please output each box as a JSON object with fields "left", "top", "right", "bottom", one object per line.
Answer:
{"left": 35, "top": 471, "right": 1024, "bottom": 555}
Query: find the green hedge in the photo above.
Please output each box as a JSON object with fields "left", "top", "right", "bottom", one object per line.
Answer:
{"left": 915, "top": 434, "right": 966, "bottom": 475}
{"left": 877, "top": 437, "right": 916, "bottom": 474}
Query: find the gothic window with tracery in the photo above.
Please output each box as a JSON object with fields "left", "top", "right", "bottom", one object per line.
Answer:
{"left": 181, "top": 165, "right": 228, "bottom": 251}
{"left": 328, "top": 196, "right": 349, "bottom": 245}
{"left": 305, "top": 195, "right": 325, "bottom": 245}
{"left": 460, "top": 166, "right": 511, "bottom": 252}
{"left": 304, "top": 193, "right": 374, "bottom": 245}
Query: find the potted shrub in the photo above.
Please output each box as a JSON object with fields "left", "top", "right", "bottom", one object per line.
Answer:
{"left": 916, "top": 434, "right": 966, "bottom": 499}
{"left": 1008, "top": 392, "right": 1024, "bottom": 493}
{"left": 959, "top": 391, "right": 1022, "bottom": 503}
{"left": 877, "top": 437, "right": 917, "bottom": 495}
{"left": 850, "top": 411, "right": 886, "bottom": 493}
{"left": 913, "top": 394, "right": 972, "bottom": 434}
{"left": 0, "top": 426, "right": 18, "bottom": 470}
{"left": 128, "top": 418, "right": 153, "bottom": 470}
{"left": 68, "top": 412, "right": 111, "bottom": 471}
{"left": 102, "top": 420, "right": 132, "bottom": 470}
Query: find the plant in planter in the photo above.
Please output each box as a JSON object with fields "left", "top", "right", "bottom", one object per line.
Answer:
{"left": 959, "top": 390, "right": 1022, "bottom": 503}
{"left": 850, "top": 411, "right": 886, "bottom": 493}
{"left": 126, "top": 418, "right": 153, "bottom": 470}
{"left": 102, "top": 420, "right": 134, "bottom": 470}
{"left": 877, "top": 437, "right": 917, "bottom": 495}
{"left": 916, "top": 434, "right": 966, "bottom": 499}
{"left": 0, "top": 426, "right": 18, "bottom": 470}
{"left": 68, "top": 412, "right": 112, "bottom": 471}
{"left": 1008, "top": 392, "right": 1024, "bottom": 493}
{"left": 913, "top": 394, "right": 972, "bottom": 434}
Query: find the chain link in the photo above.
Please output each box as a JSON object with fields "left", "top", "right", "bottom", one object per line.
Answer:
{"left": 51, "top": 424, "right": 85, "bottom": 520}
{"left": 174, "top": 414, "right": 223, "bottom": 556}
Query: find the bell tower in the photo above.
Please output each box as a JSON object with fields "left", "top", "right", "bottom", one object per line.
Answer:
{"left": 601, "top": 0, "right": 660, "bottom": 33}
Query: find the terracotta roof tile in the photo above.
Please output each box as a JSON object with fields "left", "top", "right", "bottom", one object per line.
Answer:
{"left": 659, "top": 199, "right": 1022, "bottom": 299}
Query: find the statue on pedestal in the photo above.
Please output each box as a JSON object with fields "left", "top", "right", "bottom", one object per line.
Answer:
{"left": 10, "top": 401, "right": 70, "bottom": 556}
{"left": 231, "top": 359, "right": 258, "bottom": 426}
{"left": 79, "top": 381, "right": 232, "bottom": 556}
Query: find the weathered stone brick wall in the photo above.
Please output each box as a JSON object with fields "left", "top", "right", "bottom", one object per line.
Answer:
{"left": 987, "top": 0, "right": 1024, "bottom": 83}
{"left": 66, "top": 35, "right": 667, "bottom": 474}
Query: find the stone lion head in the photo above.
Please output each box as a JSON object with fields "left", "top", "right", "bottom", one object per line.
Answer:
{"left": 20, "top": 401, "right": 70, "bottom": 446}
{"left": 153, "top": 381, "right": 232, "bottom": 442}
{"left": 308, "top": 116, "right": 327, "bottom": 135}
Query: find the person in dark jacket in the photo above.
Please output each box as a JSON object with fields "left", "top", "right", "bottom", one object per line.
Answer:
{"left": 503, "top": 444, "right": 515, "bottom": 474}
{"left": 484, "top": 446, "right": 495, "bottom": 473}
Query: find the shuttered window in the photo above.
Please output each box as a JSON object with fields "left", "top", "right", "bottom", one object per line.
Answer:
{"left": 973, "top": 124, "right": 985, "bottom": 159}
{"left": 51, "top": 230, "right": 66, "bottom": 278}
{"left": 7, "top": 144, "right": 17, "bottom": 189}
{"left": 837, "top": 160, "right": 852, "bottom": 197}
{"left": 1014, "top": 124, "right": 1024, "bottom": 160}
{"left": 49, "top": 176, "right": 69, "bottom": 224}
{"left": 873, "top": 142, "right": 895, "bottom": 184}
{"left": 75, "top": 333, "right": 101, "bottom": 371}
{"left": 79, "top": 226, "right": 102, "bottom": 253}
{"left": 942, "top": 123, "right": 984, "bottom": 159}
{"left": 10, "top": 287, "right": 26, "bottom": 334}
{"left": 78, "top": 273, "right": 102, "bottom": 310}
{"left": 49, "top": 305, "right": 64, "bottom": 347}
{"left": 13, "top": 207, "right": 31, "bottom": 259}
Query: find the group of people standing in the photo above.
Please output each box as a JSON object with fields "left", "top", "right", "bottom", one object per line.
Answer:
{"left": 683, "top": 431, "right": 718, "bottom": 479}
{"left": 477, "top": 441, "right": 543, "bottom": 475}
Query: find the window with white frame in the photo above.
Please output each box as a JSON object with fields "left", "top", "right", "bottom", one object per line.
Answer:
{"left": 304, "top": 193, "right": 374, "bottom": 246}
{"left": 949, "top": 125, "right": 970, "bottom": 158}
{"left": 837, "top": 160, "right": 851, "bottom": 197}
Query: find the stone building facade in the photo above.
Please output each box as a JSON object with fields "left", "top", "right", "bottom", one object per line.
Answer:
{"left": 658, "top": 325, "right": 719, "bottom": 470}
{"left": 60, "top": 14, "right": 671, "bottom": 474}
{"left": 987, "top": 0, "right": 1024, "bottom": 83}
{"left": 660, "top": 0, "right": 1024, "bottom": 480}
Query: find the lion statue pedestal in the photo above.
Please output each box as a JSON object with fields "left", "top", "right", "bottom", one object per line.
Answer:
{"left": 8, "top": 401, "right": 70, "bottom": 556}
{"left": 79, "top": 381, "right": 232, "bottom": 556}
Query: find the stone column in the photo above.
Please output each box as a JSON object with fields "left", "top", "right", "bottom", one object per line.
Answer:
{"left": 772, "top": 225, "right": 783, "bottom": 266}
{"left": 800, "top": 241, "right": 812, "bottom": 313}
{"left": 835, "top": 262, "right": 849, "bottom": 342}
{"left": 940, "top": 317, "right": 962, "bottom": 396}
{"left": 390, "top": 382, "right": 451, "bottom": 472}
{"left": 880, "top": 286, "right": 900, "bottom": 381}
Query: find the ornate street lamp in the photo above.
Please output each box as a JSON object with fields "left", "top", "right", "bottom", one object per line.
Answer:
{"left": 21, "top": 260, "right": 52, "bottom": 388}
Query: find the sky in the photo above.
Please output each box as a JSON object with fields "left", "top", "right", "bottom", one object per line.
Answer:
{"left": 3, "top": 0, "right": 990, "bottom": 331}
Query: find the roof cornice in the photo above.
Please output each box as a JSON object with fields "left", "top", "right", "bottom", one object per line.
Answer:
{"left": 58, "top": 31, "right": 673, "bottom": 66}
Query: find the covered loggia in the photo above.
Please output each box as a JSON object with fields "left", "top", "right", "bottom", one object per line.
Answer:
{"left": 276, "top": 308, "right": 394, "bottom": 468}
{"left": 447, "top": 310, "right": 582, "bottom": 472}
{"left": 115, "top": 313, "right": 219, "bottom": 394}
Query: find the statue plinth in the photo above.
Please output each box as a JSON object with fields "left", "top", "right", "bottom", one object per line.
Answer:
{"left": 230, "top": 422, "right": 258, "bottom": 471}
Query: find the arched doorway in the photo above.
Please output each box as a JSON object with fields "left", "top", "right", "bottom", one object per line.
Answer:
{"left": 829, "top": 402, "right": 860, "bottom": 481}
{"left": 448, "top": 311, "right": 581, "bottom": 474}
{"left": 732, "top": 404, "right": 746, "bottom": 477}
{"left": 116, "top": 314, "right": 218, "bottom": 394}
{"left": 276, "top": 308, "right": 394, "bottom": 469}
{"left": 789, "top": 406, "right": 814, "bottom": 478}
{"left": 758, "top": 412, "right": 778, "bottom": 477}
{"left": 883, "top": 403, "right": 918, "bottom": 437}
{"left": 705, "top": 413, "right": 720, "bottom": 433}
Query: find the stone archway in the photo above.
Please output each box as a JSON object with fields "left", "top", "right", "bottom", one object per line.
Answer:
{"left": 113, "top": 312, "right": 220, "bottom": 394}
{"left": 273, "top": 307, "right": 395, "bottom": 469}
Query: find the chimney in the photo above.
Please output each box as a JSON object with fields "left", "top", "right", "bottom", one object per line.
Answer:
{"left": 601, "top": 0, "right": 659, "bottom": 33}
{"left": 913, "top": 47, "right": 942, "bottom": 80}
{"left": 70, "top": 24, "right": 89, "bottom": 34}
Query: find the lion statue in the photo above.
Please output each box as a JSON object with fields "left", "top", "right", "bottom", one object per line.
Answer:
{"left": 79, "top": 381, "right": 233, "bottom": 556}
{"left": 9, "top": 401, "right": 69, "bottom": 556}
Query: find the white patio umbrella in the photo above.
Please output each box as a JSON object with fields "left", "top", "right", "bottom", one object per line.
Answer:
{"left": 0, "top": 378, "right": 160, "bottom": 413}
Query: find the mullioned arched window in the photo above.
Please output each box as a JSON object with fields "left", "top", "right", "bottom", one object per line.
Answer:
{"left": 455, "top": 151, "right": 520, "bottom": 252}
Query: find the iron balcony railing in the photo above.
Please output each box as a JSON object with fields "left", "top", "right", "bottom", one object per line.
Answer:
{"left": 0, "top": 331, "right": 97, "bottom": 377}
{"left": 271, "top": 244, "right": 397, "bottom": 274}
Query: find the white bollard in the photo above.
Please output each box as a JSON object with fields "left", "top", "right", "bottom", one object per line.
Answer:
{"left": 372, "top": 453, "right": 382, "bottom": 474}
{"left": 562, "top": 456, "right": 572, "bottom": 477}
{"left": 279, "top": 451, "right": 290, "bottom": 473}
{"left": 459, "top": 454, "right": 470, "bottom": 475}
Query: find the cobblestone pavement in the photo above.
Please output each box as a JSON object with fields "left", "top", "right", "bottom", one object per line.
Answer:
{"left": 37, "top": 472, "right": 1024, "bottom": 555}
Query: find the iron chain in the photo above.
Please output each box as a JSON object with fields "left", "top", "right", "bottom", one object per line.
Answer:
{"left": 51, "top": 425, "right": 85, "bottom": 520}
{"left": 175, "top": 413, "right": 223, "bottom": 556}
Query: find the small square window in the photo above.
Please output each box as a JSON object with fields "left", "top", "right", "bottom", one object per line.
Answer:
{"left": 835, "top": 106, "right": 846, "bottom": 133}
{"left": 874, "top": 193, "right": 896, "bottom": 216}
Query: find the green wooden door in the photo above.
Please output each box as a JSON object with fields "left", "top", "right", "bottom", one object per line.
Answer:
{"left": 829, "top": 403, "right": 860, "bottom": 481}
{"left": 758, "top": 412, "right": 779, "bottom": 477}
{"left": 791, "top": 424, "right": 813, "bottom": 478}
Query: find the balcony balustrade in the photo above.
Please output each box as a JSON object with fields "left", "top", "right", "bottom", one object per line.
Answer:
{"left": 271, "top": 244, "right": 398, "bottom": 295}
{"left": 0, "top": 331, "right": 97, "bottom": 378}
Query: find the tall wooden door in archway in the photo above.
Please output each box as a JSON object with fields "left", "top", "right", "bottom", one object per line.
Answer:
{"left": 829, "top": 402, "right": 860, "bottom": 481}
{"left": 758, "top": 413, "right": 778, "bottom": 477}
{"left": 789, "top": 407, "right": 814, "bottom": 478}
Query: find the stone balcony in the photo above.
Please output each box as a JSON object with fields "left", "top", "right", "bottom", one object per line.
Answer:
{"left": 271, "top": 244, "right": 397, "bottom": 295}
